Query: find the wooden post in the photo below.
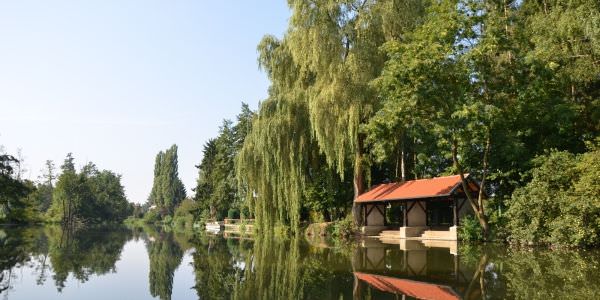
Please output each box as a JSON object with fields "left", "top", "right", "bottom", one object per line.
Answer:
{"left": 453, "top": 198, "right": 458, "bottom": 226}
{"left": 403, "top": 201, "right": 408, "bottom": 227}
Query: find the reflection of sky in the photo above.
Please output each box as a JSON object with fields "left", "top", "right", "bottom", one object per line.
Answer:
{"left": 3, "top": 239, "right": 196, "bottom": 300}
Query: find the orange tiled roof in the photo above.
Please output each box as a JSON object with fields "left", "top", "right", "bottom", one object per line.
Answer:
{"left": 355, "top": 174, "right": 475, "bottom": 203}
{"left": 354, "top": 272, "right": 460, "bottom": 300}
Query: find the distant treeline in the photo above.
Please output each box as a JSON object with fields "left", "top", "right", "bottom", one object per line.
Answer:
{"left": 0, "top": 152, "right": 132, "bottom": 225}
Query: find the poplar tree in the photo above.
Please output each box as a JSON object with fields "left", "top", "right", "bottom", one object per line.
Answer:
{"left": 149, "top": 145, "right": 186, "bottom": 215}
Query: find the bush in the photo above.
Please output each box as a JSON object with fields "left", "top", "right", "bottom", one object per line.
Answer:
{"left": 173, "top": 214, "right": 194, "bottom": 230}
{"left": 143, "top": 209, "right": 161, "bottom": 224}
{"left": 506, "top": 145, "right": 600, "bottom": 247}
{"left": 227, "top": 208, "right": 240, "bottom": 219}
{"left": 459, "top": 215, "right": 484, "bottom": 242}
{"left": 331, "top": 215, "right": 356, "bottom": 239}
{"left": 240, "top": 206, "right": 251, "bottom": 219}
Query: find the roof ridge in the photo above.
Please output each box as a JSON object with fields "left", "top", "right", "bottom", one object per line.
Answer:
{"left": 401, "top": 174, "right": 465, "bottom": 183}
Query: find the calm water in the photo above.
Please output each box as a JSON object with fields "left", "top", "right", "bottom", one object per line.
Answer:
{"left": 1, "top": 226, "right": 600, "bottom": 300}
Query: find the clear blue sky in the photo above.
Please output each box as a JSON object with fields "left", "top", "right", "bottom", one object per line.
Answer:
{"left": 0, "top": 1, "right": 290, "bottom": 203}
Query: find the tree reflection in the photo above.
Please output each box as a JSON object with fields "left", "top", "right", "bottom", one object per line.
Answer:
{"left": 189, "top": 234, "right": 354, "bottom": 299}
{"left": 3, "top": 226, "right": 600, "bottom": 299}
{"left": 145, "top": 228, "right": 183, "bottom": 300}
{"left": 0, "top": 225, "right": 130, "bottom": 295}
{"left": 191, "top": 234, "right": 238, "bottom": 299}
{"left": 0, "top": 227, "right": 40, "bottom": 293}
{"left": 501, "top": 249, "right": 600, "bottom": 299}
{"left": 46, "top": 225, "right": 131, "bottom": 291}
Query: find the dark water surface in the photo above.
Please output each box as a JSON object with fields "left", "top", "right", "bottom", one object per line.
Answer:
{"left": 1, "top": 226, "right": 600, "bottom": 300}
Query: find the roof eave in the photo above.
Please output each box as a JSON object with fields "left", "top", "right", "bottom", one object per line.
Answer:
{"left": 355, "top": 193, "right": 454, "bottom": 203}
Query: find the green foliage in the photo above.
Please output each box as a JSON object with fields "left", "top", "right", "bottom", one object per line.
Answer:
{"left": 143, "top": 208, "right": 161, "bottom": 224}
{"left": 303, "top": 163, "right": 353, "bottom": 222}
{"left": 47, "top": 154, "right": 131, "bottom": 225}
{"left": 227, "top": 208, "right": 239, "bottom": 219}
{"left": 172, "top": 198, "right": 198, "bottom": 230}
{"left": 234, "top": 0, "right": 599, "bottom": 237}
{"left": 0, "top": 154, "right": 33, "bottom": 223}
{"left": 459, "top": 215, "right": 484, "bottom": 242}
{"left": 194, "top": 104, "right": 255, "bottom": 221}
{"left": 330, "top": 216, "right": 356, "bottom": 239}
{"left": 507, "top": 145, "right": 600, "bottom": 247}
{"left": 149, "top": 145, "right": 186, "bottom": 215}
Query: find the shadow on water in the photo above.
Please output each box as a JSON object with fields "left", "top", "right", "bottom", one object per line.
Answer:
{"left": 2, "top": 226, "right": 600, "bottom": 299}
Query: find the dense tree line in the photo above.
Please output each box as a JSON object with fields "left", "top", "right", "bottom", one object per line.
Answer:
{"left": 193, "top": 103, "right": 255, "bottom": 220}
{"left": 46, "top": 154, "right": 131, "bottom": 225}
{"left": 0, "top": 154, "right": 34, "bottom": 223}
{"left": 1, "top": 148, "right": 131, "bottom": 225}
{"left": 192, "top": 102, "right": 354, "bottom": 224}
{"left": 231, "top": 0, "right": 599, "bottom": 238}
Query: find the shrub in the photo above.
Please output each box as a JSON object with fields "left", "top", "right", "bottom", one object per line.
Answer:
{"left": 331, "top": 215, "right": 356, "bottom": 239}
{"left": 240, "top": 206, "right": 251, "bottom": 219}
{"left": 173, "top": 214, "right": 194, "bottom": 230}
{"left": 143, "top": 209, "right": 161, "bottom": 224}
{"left": 227, "top": 208, "right": 240, "bottom": 219}
{"left": 459, "top": 215, "right": 484, "bottom": 242}
{"left": 506, "top": 145, "right": 600, "bottom": 247}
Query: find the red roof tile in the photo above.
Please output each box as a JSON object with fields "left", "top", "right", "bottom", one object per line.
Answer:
{"left": 354, "top": 272, "right": 460, "bottom": 300}
{"left": 355, "top": 175, "right": 476, "bottom": 203}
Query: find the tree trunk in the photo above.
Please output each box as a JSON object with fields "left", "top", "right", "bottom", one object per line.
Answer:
{"left": 452, "top": 139, "right": 490, "bottom": 240}
{"left": 352, "top": 139, "right": 365, "bottom": 227}
{"left": 62, "top": 197, "right": 67, "bottom": 225}
{"left": 400, "top": 137, "right": 406, "bottom": 182}
{"left": 413, "top": 136, "right": 418, "bottom": 179}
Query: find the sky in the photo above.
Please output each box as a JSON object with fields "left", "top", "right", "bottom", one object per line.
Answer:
{"left": 0, "top": 1, "right": 290, "bottom": 203}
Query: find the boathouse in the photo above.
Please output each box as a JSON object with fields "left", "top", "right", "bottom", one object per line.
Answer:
{"left": 355, "top": 174, "right": 480, "bottom": 240}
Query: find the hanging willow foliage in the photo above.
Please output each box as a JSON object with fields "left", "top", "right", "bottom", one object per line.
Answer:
{"left": 286, "top": 0, "right": 388, "bottom": 184}
{"left": 236, "top": 36, "right": 317, "bottom": 231}
{"left": 237, "top": 1, "right": 430, "bottom": 230}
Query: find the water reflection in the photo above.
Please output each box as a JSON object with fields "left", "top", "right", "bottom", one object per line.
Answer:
{"left": 352, "top": 239, "right": 483, "bottom": 299}
{"left": 1, "top": 226, "right": 600, "bottom": 299}
{"left": 146, "top": 229, "right": 184, "bottom": 300}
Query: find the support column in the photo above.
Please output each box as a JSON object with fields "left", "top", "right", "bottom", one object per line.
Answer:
{"left": 403, "top": 201, "right": 408, "bottom": 227}
{"left": 453, "top": 198, "right": 458, "bottom": 226}
{"left": 383, "top": 204, "right": 387, "bottom": 226}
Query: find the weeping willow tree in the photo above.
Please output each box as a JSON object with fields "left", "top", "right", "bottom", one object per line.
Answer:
{"left": 237, "top": 36, "right": 316, "bottom": 231}
{"left": 237, "top": 0, "right": 430, "bottom": 229}
{"left": 281, "top": 0, "right": 429, "bottom": 225}
{"left": 285, "top": 0, "right": 387, "bottom": 225}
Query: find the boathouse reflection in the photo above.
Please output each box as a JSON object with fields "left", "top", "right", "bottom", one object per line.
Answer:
{"left": 352, "top": 239, "right": 486, "bottom": 299}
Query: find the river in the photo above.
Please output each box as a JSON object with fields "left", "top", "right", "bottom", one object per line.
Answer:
{"left": 1, "top": 225, "right": 599, "bottom": 299}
